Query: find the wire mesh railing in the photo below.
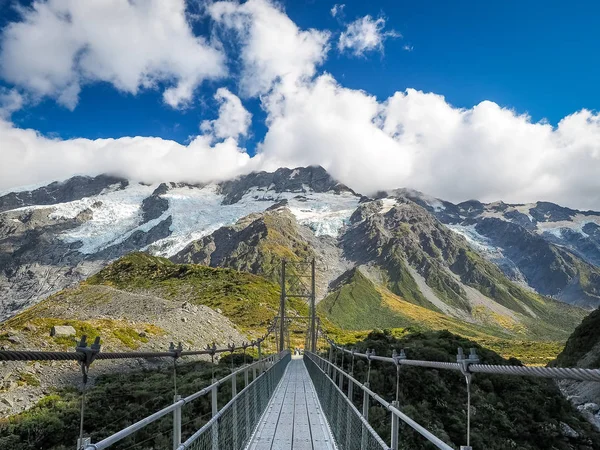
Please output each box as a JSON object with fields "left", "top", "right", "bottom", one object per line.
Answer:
{"left": 304, "top": 352, "right": 389, "bottom": 450}
{"left": 83, "top": 351, "right": 290, "bottom": 450}
{"left": 178, "top": 351, "right": 290, "bottom": 450}
{"left": 305, "top": 351, "right": 456, "bottom": 450}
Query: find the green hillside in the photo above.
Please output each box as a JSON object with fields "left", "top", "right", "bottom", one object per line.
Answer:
{"left": 87, "top": 252, "right": 308, "bottom": 330}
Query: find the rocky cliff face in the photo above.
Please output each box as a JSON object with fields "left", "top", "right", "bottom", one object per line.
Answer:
{"left": 397, "top": 189, "right": 600, "bottom": 308}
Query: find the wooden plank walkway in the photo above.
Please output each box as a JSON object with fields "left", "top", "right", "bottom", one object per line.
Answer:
{"left": 246, "top": 356, "right": 336, "bottom": 450}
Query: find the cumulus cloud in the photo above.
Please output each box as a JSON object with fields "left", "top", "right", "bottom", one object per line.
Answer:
{"left": 2, "top": 0, "right": 600, "bottom": 211}
{"left": 338, "top": 15, "right": 400, "bottom": 56}
{"left": 0, "top": 0, "right": 226, "bottom": 109}
{"left": 0, "top": 118, "right": 258, "bottom": 191}
{"left": 200, "top": 88, "right": 252, "bottom": 140}
{"left": 209, "top": 0, "right": 330, "bottom": 96}
{"left": 256, "top": 73, "right": 600, "bottom": 210}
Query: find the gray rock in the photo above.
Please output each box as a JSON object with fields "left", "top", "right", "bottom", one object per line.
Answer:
{"left": 560, "top": 422, "right": 580, "bottom": 439}
{"left": 50, "top": 325, "right": 76, "bottom": 337}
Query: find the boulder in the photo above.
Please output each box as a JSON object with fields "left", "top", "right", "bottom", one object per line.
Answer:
{"left": 50, "top": 325, "right": 76, "bottom": 337}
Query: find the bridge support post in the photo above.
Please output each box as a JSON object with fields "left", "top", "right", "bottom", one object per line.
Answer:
{"left": 361, "top": 383, "right": 370, "bottom": 450}
{"left": 232, "top": 374, "right": 238, "bottom": 449}
{"left": 245, "top": 373, "right": 251, "bottom": 441}
{"left": 172, "top": 395, "right": 181, "bottom": 450}
{"left": 211, "top": 385, "right": 219, "bottom": 450}
{"left": 391, "top": 400, "right": 399, "bottom": 450}
{"left": 328, "top": 347, "right": 333, "bottom": 378}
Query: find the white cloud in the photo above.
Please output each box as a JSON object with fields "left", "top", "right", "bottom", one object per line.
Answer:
{"left": 0, "top": 118, "right": 259, "bottom": 191}
{"left": 209, "top": 0, "right": 330, "bottom": 97}
{"left": 403, "top": 44, "right": 414, "bottom": 52}
{"left": 3, "top": 0, "right": 600, "bottom": 212}
{"left": 0, "top": 88, "right": 24, "bottom": 118}
{"left": 201, "top": 88, "right": 252, "bottom": 140}
{"left": 0, "top": 0, "right": 226, "bottom": 109}
{"left": 331, "top": 4, "right": 345, "bottom": 18}
{"left": 256, "top": 73, "right": 600, "bottom": 210}
{"left": 338, "top": 15, "right": 400, "bottom": 56}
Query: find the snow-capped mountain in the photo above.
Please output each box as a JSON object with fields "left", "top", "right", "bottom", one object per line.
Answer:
{"left": 1, "top": 165, "right": 600, "bottom": 325}
{"left": 0, "top": 167, "right": 359, "bottom": 319}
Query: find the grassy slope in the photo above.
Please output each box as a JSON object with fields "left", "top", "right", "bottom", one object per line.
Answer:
{"left": 318, "top": 268, "right": 578, "bottom": 365}
{"left": 86, "top": 252, "right": 309, "bottom": 332}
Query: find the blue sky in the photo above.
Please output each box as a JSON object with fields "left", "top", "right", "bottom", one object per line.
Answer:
{"left": 1, "top": 0, "right": 600, "bottom": 210}
{"left": 2, "top": 0, "right": 598, "bottom": 147}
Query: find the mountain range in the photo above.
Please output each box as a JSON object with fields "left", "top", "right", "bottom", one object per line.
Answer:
{"left": 2, "top": 166, "right": 600, "bottom": 343}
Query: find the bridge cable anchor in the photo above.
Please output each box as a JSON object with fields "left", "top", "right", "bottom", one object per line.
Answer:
{"left": 75, "top": 336, "right": 101, "bottom": 450}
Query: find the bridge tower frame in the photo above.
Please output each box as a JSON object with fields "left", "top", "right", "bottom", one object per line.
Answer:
{"left": 278, "top": 258, "right": 317, "bottom": 352}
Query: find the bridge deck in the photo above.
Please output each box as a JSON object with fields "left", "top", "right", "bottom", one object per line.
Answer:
{"left": 247, "top": 356, "right": 336, "bottom": 450}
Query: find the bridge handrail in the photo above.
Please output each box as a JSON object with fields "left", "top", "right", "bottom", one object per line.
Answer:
{"left": 329, "top": 341, "right": 600, "bottom": 382}
{"left": 305, "top": 351, "right": 454, "bottom": 450}
{"left": 84, "top": 352, "right": 284, "bottom": 450}
{"left": 177, "top": 351, "right": 291, "bottom": 449}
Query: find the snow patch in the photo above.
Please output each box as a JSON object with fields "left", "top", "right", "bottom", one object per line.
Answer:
{"left": 379, "top": 198, "right": 397, "bottom": 214}
{"left": 536, "top": 214, "right": 600, "bottom": 238}
{"left": 50, "top": 183, "right": 157, "bottom": 253}
{"left": 289, "top": 169, "right": 300, "bottom": 179}
{"left": 446, "top": 224, "right": 501, "bottom": 257}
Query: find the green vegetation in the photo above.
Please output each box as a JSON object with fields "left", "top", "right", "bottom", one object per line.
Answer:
{"left": 86, "top": 252, "right": 308, "bottom": 332}
{"left": 17, "top": 372, "right": 40, "bottom": 388}
{"left": 554, "top": 307, "right": 600, "bottom": 368}
{"left": 337, "top": 330, "right": 600, "bottom": 449}
{"left": 319, "top": 269, "right": 574, "bottom": 365}
{"left": 1, "top": 315, "right": 162, "bottom": 350}
{"left": 0, "top": 355, "right": 255, "bottom": 450}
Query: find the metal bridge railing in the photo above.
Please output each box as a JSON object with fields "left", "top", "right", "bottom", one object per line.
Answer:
{"left": 304, "top": 352, "right": 454, "bottom": 450}
{"left": 304, "top": 352, "right": 389, "bottom": 450}
{"left": 178, "top": 351, "right": 290, "bottom": 450}
{"left": 84, "top": 351, "right": 290, "bottom": 450}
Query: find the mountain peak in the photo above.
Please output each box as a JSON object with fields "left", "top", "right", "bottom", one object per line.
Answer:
{"left": 217, "top": 165, "right": 356, "bottom": 205}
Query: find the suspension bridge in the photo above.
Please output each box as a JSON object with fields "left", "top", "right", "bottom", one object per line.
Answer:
{"left": 2, "top": 258, "right": 600, "bottom": 449}
{"left": 2, "top": 324, "right": 600, "bottom": 450}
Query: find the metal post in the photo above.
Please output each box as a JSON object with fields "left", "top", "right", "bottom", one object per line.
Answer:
{"left": 232, "top": 374, "right": 238, "bottom": 450}
{"left": 172, "top": 395, "right": 182, "bottom": 450}
{"left": 328, "top": 346, "right": 333, "bottom": 378}
{"left": 391, "top": 400, "right": 399, "bottom": 450}
{"left": 245, "top": 371, "right": 251, "bottom": 440}
{"left": 310, "top": 257, "right": 317, "bottom": 352}
{"left": 457, "top": 347, "right": 478, "bottom": 450}
{"left": 252, "top": 365, "right": 257, "bottom": 381}
{"left": 257, "top": 340, "right": 262, "bottom": 362}
{"left": 361, "top": 383, "right": 370, "bottom": 450}
{"left": 211, "top": 385, "right": 218, "bottom": 450}
{"left": 279, "top": 259, "right": 286, "bottom": 352}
